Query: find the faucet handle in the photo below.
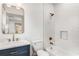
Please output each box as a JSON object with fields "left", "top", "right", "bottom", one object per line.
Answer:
{"left": 8, "top": 39, "right": 11, "bottom": 42}
{"left": 16, "top": 38, "right": 19, "bottom": 41}
{"left": 50, "top": 42, "right": 54, "bottom": 45}
{"left": 50, "top": 41, "right": 55, "bottom": 46}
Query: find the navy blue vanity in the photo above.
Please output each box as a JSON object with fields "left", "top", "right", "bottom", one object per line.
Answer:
{"left": 0, "top": 45, "right": 30, "bottom": 56}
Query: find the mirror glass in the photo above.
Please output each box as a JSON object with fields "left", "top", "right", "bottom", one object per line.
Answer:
{"left": 2, "top": 4, "right": 24, "bottom": 34}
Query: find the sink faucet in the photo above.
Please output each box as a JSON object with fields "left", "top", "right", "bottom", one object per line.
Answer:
{"left": 7, "top": 34, "right": 15, "bottom": 42}
{"left": 13, "top": 34, "right": 15, "bottom": 41}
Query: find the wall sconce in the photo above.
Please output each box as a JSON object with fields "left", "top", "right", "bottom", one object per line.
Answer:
{"left": 6, "top": 4, "right": 11, "bottom": 7}
{"left": 6, "top": 3, "right": 22, "bottom": 10}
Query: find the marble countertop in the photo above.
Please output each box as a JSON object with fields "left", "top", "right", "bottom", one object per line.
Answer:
{"left": 0, "top": 40, "right": 30, "bottom": 50}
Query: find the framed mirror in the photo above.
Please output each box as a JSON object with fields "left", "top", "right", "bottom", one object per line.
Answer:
{"left": 2, "top": 4, "right": 24, "bottom": 34}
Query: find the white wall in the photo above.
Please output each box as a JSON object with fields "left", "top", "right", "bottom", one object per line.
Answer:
{"left": 54, "top": 3, "right": 79, "bottom": 53}
{"left": 23, "top": 3, "right": 43, "bottom": 41}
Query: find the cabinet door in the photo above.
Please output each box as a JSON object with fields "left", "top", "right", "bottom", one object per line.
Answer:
{"left": 0, "top": 45, "right": 30, "bottom": 56}
{"left": 16, "top": 45, "right": 30, "bottom": 56}
{"left": 0, "top": 49, "right": 10, "bottom": 56}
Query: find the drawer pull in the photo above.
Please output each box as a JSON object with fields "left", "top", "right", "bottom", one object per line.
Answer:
{"left": 10, "top": 51, "right": 17, "bottom": 54}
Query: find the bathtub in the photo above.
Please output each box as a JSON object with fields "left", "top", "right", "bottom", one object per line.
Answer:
{"left": 45, "top": 46, "right": 70, "bottom": 56}
{"left": 46, "top": 39, "right": 79, "bottom": 56}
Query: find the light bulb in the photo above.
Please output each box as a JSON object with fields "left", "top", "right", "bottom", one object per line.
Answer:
{"left": 17, "top": 3, "right": 22, "bottom": 7}
{"left": 16, "top": 7, "right": 20, "bottom": 10}
{"left": 16, "top": 3, "right": 22, "bottom": 9}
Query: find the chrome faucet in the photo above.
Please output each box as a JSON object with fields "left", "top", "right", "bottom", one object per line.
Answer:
{"left": 13, "top": 34, "right": 15, "bottom": 41}
{"left": 7, "top": 34, "right": 15, "bottom": 42}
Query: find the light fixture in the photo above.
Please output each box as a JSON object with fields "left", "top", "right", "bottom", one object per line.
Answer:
{"left": 16, "top": 7, "right": 21, "bottom": 9}
{"left": 6, "top": 3, "right": 22, "bottom": 9}
{"left": 6, "top": 4, "right": 12, "bottom": 7}
{"left": 16, "top": 4, "right": 22, "bottom": 7}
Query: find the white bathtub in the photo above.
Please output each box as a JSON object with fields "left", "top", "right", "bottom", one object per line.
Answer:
{"left": 46, "top": 39, "right": 79, "bottom": 56}
{"left": 45, "top": 46, "right": 69, "bottom": 56}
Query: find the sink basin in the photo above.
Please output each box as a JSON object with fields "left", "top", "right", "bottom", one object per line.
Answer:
{"left": 0, "top": 39, "right": 30, "bottom": 50}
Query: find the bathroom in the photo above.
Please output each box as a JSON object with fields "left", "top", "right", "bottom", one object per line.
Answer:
{"left": 0, "top": 3, "right": 79, "bottom": 56}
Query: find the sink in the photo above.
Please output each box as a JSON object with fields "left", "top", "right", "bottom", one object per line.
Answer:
{"left": 0, "top": 39, "right": 30, "bottom": 50}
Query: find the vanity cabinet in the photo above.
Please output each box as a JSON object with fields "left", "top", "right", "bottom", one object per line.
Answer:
{"left": 0, "top": 45, "right": 30, "bottom": 56}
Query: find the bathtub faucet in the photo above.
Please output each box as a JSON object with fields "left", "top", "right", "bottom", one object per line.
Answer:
{"left": 50, "top": 42, "right": 54, "bottom": 45}
{"left": 50, "top": 41, "right": 55, "bottom": 45}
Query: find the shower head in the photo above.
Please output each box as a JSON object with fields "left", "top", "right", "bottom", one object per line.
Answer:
{"left": 50, "top": 13, "right": 54, "bottom": 16}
